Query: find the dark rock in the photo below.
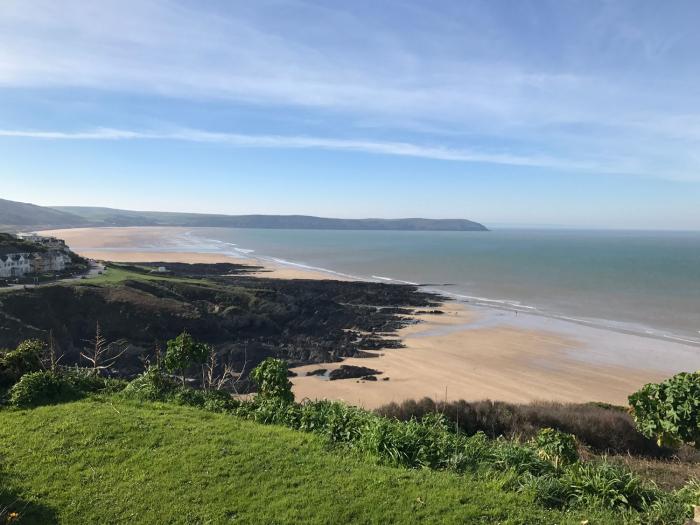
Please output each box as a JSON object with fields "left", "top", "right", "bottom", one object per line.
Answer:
{"left": 0, "top": 262, "right": 443, "bottom": 388}
{"left": 382, "top": 377, "right": 390, "bottom": 381}
{"left": 329, "top": 365, "right": 381, "bottom": 381}
{"left": 361, "top": 375, "right": 377, "bottom": 381}
{"left": 306, "top": 368, "right": 327, "bottom": 377}
{"left": 358, "top": 337, "right": 404, "bottom": 350}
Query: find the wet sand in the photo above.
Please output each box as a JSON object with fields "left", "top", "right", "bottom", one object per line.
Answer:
{"left": 291, "top": 302, "right": 677, "bottom": 408}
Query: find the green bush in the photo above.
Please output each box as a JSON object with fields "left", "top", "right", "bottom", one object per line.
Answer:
{"left": 7, "top": 368, "right": 120, "bottom": 408}
{"left": 0, "top": 339, "right": 45, "bottom": 388}
{"left": 673, "top": 479, "right": 700, "bottom": 514}
{"left": 122, "top": 367, "right": 179, "bottom": 402}
{"left": 250, "top": 358, "right": 293, "bottom": 403}
{"left": 124, "top": 368, "right": 238, "bottom": 413}
{"left": 531, "top": 428, "right": 579, "bottom": 469}
{"left": 492, "top": 439, "right": 552, "bottom": 477}
{"left": 174, "top": 387, "right": 206, "bottom": 407}
{"left": 559, "top": 461, "right": 658, "bottom": 510}
{"left": 163, "top": 332, "right": 210, "bottom": 385}
{"left": 629, "top": 372, "right": 700, "bottom": 449}
{"left": 10, "top": 371, "right": 80, "bottom": 408}
{"left": 201, "top": 389, "right": 240, "bottom": 413}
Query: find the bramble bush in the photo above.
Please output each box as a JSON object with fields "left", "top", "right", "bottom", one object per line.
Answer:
{"left": 629, "top": 371, "right": 700, "bottom": 449}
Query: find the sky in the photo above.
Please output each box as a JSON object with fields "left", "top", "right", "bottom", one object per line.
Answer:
{"left": 1, "top": 0, "right": 699, "bottom": 229}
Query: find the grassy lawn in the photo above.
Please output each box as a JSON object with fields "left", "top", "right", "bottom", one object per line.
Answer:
{"left": 73, "top": 265, "right": 201, "bottom": 286}
{"left": 0, "top": 398, "right": 613, "bottom": 524}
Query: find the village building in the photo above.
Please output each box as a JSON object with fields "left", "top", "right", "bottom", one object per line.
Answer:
{"left": 0, "top": 233, "right": 77, "bottom": 279}
{"left": 0, "top": 253, "right": 32, "bottom": 278}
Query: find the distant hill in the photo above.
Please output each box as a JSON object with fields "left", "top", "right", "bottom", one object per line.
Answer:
{"left": 0, "top": 198, "right": 88, "bottom": 231}
{"left": 0, "top": 198, "right": 487, "bottom": 231}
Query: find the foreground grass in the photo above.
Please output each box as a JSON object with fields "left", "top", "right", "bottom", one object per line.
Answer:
{"left": 0, "top": 398, "right": 620, "bottom": 524}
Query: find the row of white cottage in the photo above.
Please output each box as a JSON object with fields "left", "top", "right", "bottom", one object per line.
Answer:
{"left": 0, "top": 234, "right": 73, "bottom": 279}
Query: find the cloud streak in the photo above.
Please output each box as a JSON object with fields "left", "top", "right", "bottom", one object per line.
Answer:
{"left": 0, "top": 126, "right": 654, "bottom": 176}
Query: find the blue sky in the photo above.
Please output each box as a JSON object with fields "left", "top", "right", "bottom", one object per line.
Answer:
{"left": 1, "top": 0, "right": 699, "bottom": 229}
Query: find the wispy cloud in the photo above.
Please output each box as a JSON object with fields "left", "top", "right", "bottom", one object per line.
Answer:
{"left": 0, "top": 126, "right": 662, "bottom": 176}
{"left": 0, "top": 1, "right": 699, "bottom": 181}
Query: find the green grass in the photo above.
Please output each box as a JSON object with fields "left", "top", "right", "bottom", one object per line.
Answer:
{"left": 73, "top": 265, "right": 201, "bottom": 286}
{"left": 0, "top": 398, "right": 619, "bottom": 524}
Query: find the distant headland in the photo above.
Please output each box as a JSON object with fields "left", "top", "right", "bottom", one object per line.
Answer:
{"left": 0, "top": 198, "right": 488, "bottom": 232}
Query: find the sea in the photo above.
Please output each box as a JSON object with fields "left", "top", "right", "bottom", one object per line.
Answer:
{"left": 174, "top": 228, "right": 700, "bottom": 348}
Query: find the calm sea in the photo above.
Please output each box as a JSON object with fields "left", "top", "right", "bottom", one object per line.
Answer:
{"left": 183, "top": 228, "right": 700, "bottom": 345}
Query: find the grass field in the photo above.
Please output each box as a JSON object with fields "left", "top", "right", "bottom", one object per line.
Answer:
{"left": 75, "top": 264, "right": 202, "bottom": 286}
{"left": 0, "top": 398, "right": 624, "bottom": 524}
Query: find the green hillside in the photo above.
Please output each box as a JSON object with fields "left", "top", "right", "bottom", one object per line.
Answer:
{"left": 1, "top": 398, "right": 605, "bottom": 525}
{"left": 0, "top": 197, "right": 487, "bottom": 231}
{"left": 0, "top": 199, "right": 87, "bottom": 231}
{"left": 53, "top": 206, "right": 489, "bottom": 231}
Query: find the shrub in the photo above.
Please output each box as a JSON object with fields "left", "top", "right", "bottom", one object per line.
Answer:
{"left": 448, "top": 432, "right": 494, "bottom": 472}
{"left": 7, "top": 368, "right": 121, "bottom": 408}
{"left": 358, "top": 415, "right": 458, "bottom": 468}
{"left": 163, "top": 332, "right": 210, "bottom": 386}
{"left": 629, "top": 372, "right": 700, "bottom": 449}
{"left": 0, "top": 339, "right": 45, "bottom": 388}
{"left": 531, "top": 428, "right": 579, "bottom": 470}
{"left": 377, "top": 397, "right": 664, "bottom": 456}
{"left": 174, "top": 387, "right": 206, "bottom": 407}
{"left": 122, "top": 367, "right": 179, "bottom": 402}
{"left": 250, "top": 358, "right": 293, "bottom": 403}
{"left": 9, "top": 371, "right": 80, "bottom": 408}
{"left": 491, "top": 439, "right": 552, "bottom": 477}
{"left": 201, "top": 389, "right": 240, "bottom": 413}
{"left": 559, "top": 461, "right": 658, "bottom": 511}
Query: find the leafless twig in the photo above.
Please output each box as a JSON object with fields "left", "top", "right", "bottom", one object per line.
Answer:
{"left": 80, "top": 321, "right": 129, "bottom": 375}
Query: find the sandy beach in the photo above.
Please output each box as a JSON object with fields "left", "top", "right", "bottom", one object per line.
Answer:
{"left": 291, "top": 302, "right": 680, "bottom": 408}
{"left": 39, "top": 226, "right": 700, "bottom": 408}
{"left": 39, "top": 227, "right": 353, "bottom": 281}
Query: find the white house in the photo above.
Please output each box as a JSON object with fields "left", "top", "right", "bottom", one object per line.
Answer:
{"left": 0, "top": 234, "right": 75, "bottom": 279}
{"left": 0, "top": 253, "right": 32, "bottom": 278}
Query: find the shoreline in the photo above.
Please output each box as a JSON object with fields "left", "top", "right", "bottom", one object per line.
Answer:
{"left": 38, "top": 226, "right": 355, "bottom": 281}
{"left": 38, "top": 226, "right": 700, "bottom": 407}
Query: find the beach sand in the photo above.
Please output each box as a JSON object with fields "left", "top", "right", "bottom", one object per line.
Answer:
{"left": 38, "top": 227, "right": 352, "bottom": 281}
{"left": 291, "top": 302, "right": 672, "bottom": 408}
{"left": 39, "top": 226, "right": 695, "bottom": 407}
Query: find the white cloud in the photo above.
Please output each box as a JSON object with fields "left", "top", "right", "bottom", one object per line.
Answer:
{"left": 0, "top": 126, "right": 683, "bottom": 179}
